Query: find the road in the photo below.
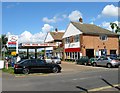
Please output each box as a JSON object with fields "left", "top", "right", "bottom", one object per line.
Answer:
{"left": 2, "top": 62, "right": 120, "bottom": 92}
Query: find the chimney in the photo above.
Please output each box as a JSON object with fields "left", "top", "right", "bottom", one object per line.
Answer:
{"left": 79, "top": 17, "right": 83, "bottom": 23}
{"left": 55, "top": 28, "right": 58, "bottom": 33}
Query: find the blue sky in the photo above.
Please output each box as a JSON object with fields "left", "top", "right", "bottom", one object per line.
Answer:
{"left": 2, "top": 2, "right": 118, "bottom": 43}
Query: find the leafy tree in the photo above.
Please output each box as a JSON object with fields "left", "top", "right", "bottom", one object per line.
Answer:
{"left": 2, "top": 34, "right": 8, "bottom": 45}
{"left": 110, "top": 22, "right": 120, "bottom": 33}
{"left": 115, "top": 26, "right": 120, "bottom": 33}
{"left": 110, "top": 23, "right": 117, "bottom": 32}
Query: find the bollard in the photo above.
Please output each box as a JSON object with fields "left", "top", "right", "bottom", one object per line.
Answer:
{"left": 6, "top": 61, "right": 8, "bottom": 69}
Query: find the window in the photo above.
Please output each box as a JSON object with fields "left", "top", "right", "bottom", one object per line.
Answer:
{"left": 65, "top": 37, "right": 70, "bottom": 44}
{"left": 100, "top": 35, "right": 107, "bottom": 41}
{"left": 74, "top": 35, "right": 79, "bottom": 42}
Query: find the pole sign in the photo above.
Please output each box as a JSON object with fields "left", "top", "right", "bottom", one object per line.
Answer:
{"left": 7, "top": 35, "right": 18, "bottom": 54}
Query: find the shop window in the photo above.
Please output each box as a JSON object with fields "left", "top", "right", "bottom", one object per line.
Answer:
{"left": 72, "top": 52, "right": 74, "bottom": 59}
{"left": 70, "top": 52, "right": 72, "bottom": 58}
{"left": 99, "top": 49, "right": 107, "bottom": 56}
{"left": 78, "top": 52, "right": 80, "bottom": 59}
{"left": 110, "top": 50, "right": 116, "bottom": 54}
{"left": 75, "top": 52, "right": 77, "bottom": 59}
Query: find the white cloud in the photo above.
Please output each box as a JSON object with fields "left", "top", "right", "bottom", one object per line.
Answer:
{"left": 18, "top": 31, "right": 47, "bottom": 43}
{"left": 42, "top": 16, "right": 62, "bottom": 23}
{"left": 7, "top": 24, "right": 54, "bottom": 43}
{"left": 68, "top": 10, "right": 82, "bottom": 21}
{"left": 43, "top": 17, "right": 56, "bottom": 23}
{"left": 42, "top": 24, "right": 54, "bottom": 32}
{"left": 101, "top": 22, "right": 112, "bottom": 31}
{"left": 90, "top": 22, "right": 94, "bottom": 24}
{"left": 18, "top": 31, "right": 33, "bottom": 43}
{"left": 6, "top": 32, "right": 12, "bottom": 37}
{"left": 101, "top": 4, "right": 119, "bottom": 17}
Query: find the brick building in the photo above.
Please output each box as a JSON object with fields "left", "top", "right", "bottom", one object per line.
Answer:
{"left": 62, "top": 20, "right": 119, "bottom": 60}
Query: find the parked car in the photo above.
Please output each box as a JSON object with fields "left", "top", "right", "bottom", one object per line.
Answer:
{"left": 14, "top": 59, "right": 62, "bottom": 74}
{"left": 51, "top": 57, "right": 61, "bottom": 64}
{"left": 76, "top": 56, "right": 89, "bottom": 65}
{"left": 91, "top": 56, "right": 120, "bottom": 68}
{"left": 89, "top": 57, "right": 98, "bottom": 65}
{"left": 45, "top": 59, "right": 53, "bottom": 63}
{"left": 45, "top": 57, "right": 61, "bottom": 64}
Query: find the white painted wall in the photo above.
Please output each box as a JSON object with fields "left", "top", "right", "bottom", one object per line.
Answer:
{"left": 44, "top": 33, "right": 54, "bottom": 43}
{"left": 65, "top": 42, "right": 80, "bottom": 49}
{"left": 62, "top": 23, "right": 82, "bottom": 38}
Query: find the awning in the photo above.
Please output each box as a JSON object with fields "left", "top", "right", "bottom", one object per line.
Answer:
{"left": 65, "top": 48, "right": 80, "bottom": 52}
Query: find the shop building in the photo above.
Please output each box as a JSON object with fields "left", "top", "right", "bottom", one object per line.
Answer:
{"left": 44, "top": 29, "right": 64, "bottom": 59}
{"left": 62, "top": 19, "right": 119, "bottom": 60}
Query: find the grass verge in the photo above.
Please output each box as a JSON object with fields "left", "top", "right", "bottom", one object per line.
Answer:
{"left": 2, "top": 67, "right": 14, "bottom": 74}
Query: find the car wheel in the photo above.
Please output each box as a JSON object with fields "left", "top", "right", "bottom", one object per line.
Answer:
{"left": 107, "top": 63, "right": 112, "bottom": 68}
{"left": 93, "top": 62, "right": 97, "bottom": 67}
{"left": 52, "top": 67, "right": 59, "bottom": 73}
{"left": 22, "top": 68, "right": 29, "bottom": 74}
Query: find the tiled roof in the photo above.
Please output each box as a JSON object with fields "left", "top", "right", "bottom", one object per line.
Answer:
{"left": 50, "top": 32, "right": 64, "bottom": 40}
{"left": 71, "top": 22, "right": 118, "bottom": 36}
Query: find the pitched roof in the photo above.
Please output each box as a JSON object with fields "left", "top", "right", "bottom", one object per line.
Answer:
{"left": 50, "top": 32, "right": 64, "bottom": 41}
{"left": 71, "top": 22, "right": 118, "bottom": 36}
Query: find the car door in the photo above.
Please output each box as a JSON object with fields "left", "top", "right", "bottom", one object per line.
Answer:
{"left": 29, "top": 59, "right": 38, "bottom": 70}
{"left": 102, "top": 57, "right": 109, "bottom": 66}
{"left": 36, "top": 59, "right": 50, "bottom": 70}
{"left": 96, "top": 58, "right": 103, "bottom": 65}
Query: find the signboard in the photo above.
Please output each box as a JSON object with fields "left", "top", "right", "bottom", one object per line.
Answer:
{"left": 8, "top": 35, "right": 18, "bottom": 42}
{"left": 7, "top": 35, "right": 18, "bottom": 54}
{"left": 22, "top": 43, "right": 57, "bottom": 47}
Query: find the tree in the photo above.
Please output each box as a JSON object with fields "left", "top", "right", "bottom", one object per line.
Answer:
{"left": 110, "top": 23, "right": 117, "bottom": 32}
{"left": 115, "top": 26, "right": 120, "bottom": 33}
{"left": 1, "top": 34, "right": 8, "bottom": 45}
{"left": 110, "top": 22, "right": 120, "bottom": 33}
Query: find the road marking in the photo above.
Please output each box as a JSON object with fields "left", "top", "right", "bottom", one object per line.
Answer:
{"left": 88, "top": 84, "right": 119, "bottom": 91}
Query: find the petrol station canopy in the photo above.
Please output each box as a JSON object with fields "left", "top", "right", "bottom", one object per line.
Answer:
{"left": 19, "top": 43, "right": 57, "bottom": 49}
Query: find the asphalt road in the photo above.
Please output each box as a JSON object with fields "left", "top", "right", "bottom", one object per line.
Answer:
{"left": 2, "top": 62, "right": 120, "bottom": 92}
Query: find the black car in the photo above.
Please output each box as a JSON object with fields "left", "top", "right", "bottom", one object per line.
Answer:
{"left": 14, "top": 59, "right": 62, "bottom": 74}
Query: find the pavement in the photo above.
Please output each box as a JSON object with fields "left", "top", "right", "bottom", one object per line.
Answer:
{"left": 2, "top": 61, "right": 120, "bottom": 92}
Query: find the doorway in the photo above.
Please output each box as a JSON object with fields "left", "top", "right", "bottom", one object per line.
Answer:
{"left": 86, "top": 49, "right": 94, "bottom": 58}
{"left": 110, "top": 50, "right": 116, "bottom": 54}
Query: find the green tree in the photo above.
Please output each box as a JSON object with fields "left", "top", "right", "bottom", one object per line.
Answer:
{"left": 2, "top": 34, "right": 8, "bottom": 45}
{"left": 110, "top": 22, "right": 120, "bottom": 33}
{"left": 115, "top": 26, "right": 120, "bottom": 33}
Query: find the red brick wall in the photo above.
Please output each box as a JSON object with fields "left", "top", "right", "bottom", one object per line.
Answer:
{"left": 81, "top": 34, "right": 119, "bottom": 56}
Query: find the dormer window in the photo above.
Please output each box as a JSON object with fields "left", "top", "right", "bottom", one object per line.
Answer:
{"left": 100, "top": 35, "right": 107, "bottom": 41}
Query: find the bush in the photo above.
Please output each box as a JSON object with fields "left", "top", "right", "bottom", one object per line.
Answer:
{"left": 2, "top": 67, "right": 14, "bottom": 74}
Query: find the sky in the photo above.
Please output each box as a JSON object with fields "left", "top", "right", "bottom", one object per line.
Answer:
{"left": 2, "top": 2, "right": 119, "bottom": 43}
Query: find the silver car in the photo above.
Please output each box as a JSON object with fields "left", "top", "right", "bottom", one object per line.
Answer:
{"left": 45, "top": 57, "right": 61, "bottom": 64}
{"left": 92, "top": 56, "right": 120, "bottom": 68}
{"left": 51, "top": 57, "right": 61, "bottom": 64}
